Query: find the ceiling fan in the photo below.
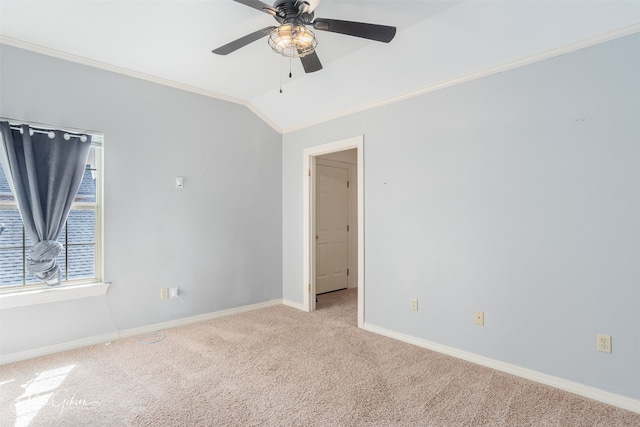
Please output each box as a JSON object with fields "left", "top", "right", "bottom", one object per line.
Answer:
{"left": 212, "top": 0, "right": 396, "bottom": 73}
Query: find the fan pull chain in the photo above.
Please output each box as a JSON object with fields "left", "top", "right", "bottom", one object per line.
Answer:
{"left": 279, "top": 57, "right": 295, "bottom": 94}
{"left": 279, "top": 57, "right": 283, "bottom": 93}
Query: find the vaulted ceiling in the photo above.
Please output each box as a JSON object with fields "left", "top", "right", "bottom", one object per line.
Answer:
{"left": 1, "top": 1, "right": 638, "bottom": 133}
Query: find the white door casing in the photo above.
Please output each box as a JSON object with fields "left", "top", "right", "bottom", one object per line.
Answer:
{"left": 315, "top": 163, "right": 349, "bottom": 294}
{"left": 302, "top": 135, "right": 364, "bottom": 328}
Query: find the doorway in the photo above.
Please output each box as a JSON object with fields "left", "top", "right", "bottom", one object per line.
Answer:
{"left": 302, "top": 135, "right": 364, "bottom": 328}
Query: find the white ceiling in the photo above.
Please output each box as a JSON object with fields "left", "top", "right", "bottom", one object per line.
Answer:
{"left": 1, "top": 1, "right": 639, "bottom": 133}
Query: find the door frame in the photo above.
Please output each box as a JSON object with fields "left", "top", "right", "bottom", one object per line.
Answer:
{"left": 302, "top": 135, "right": 364, "bottom": 328}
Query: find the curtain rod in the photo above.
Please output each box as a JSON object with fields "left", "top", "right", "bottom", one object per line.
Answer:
{"left": 1, "top": 117, "right": 101, "bottom": 136}
{"left": 1, "top": 118, "right": 103, "bottom": 147}
{"left": 8, "top": 125, "right": 89, "bottom": 142}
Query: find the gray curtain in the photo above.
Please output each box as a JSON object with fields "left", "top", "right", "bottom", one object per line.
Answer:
{"left": 0, "top": 121, "right": 91, "bottom": 286}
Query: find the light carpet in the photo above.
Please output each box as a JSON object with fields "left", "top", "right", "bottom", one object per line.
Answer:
{"left": 1, "top": 289, "right": 638, "bottom": 426}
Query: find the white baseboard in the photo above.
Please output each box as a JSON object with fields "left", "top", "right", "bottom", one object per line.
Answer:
{"left": 5, "top": 302, "right": 636, "bottom": 413}
{"left": 282, "top": 299, "right": 307, "bottom": 311}
{"left": 0, "top": 332, "right": 120, "bottom": 365}
{"left": 363, "top": 323, "right": 640, "bottom": 414}
{"left": 117, "top": 299, "right": 282, "bottom": 339}
{"left": 0, "top": 299, "right": 283, "bottom": 365}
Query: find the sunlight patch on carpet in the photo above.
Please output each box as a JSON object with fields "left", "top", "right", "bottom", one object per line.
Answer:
{"left": 10, "top": 364, "right": 75, "bottom": 427}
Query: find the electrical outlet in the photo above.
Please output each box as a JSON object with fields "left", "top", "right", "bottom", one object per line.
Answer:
{"left": 169, "top": 287, "right": 179, "bottom": 299}
{"left": 597, "top": 334, "right": 611, "bottom": 353}
{"left": 475, "top": 311, "right": 484, "bottom": 326}
{"left": 160, "top": 288, "right": 169, "bottom": 300}
{"left": 410, "top": 298, "right": 418, "bottom": 311}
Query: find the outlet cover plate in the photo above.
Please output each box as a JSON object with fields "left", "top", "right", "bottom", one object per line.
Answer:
{"left": 475, "top": 311, "right": 484, "bottom": 326}
{"left": 597, "top": 334, "right": 611, "bottom": 353}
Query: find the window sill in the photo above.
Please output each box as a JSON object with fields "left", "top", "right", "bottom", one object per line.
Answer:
{"left": 0, "top": 282, "right": 110, "bottom": 309}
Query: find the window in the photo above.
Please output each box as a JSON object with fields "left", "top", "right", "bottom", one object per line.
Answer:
{"left": 0, "top": 134, "right": 103, "bottom": 290}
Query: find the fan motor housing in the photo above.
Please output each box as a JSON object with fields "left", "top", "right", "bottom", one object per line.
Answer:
{"left": 273, "top": 0, "right": 314, "bottom": 24}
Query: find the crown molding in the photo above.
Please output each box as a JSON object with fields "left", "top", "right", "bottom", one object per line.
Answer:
{"left": 246, "top": 102, "right": 283, "bottom": 134}
{"left": 0, "top": 36, "right": 287, "bottom": 129}
{"left": 0, "top": 36, "right": 244, "bottom": 106}
{"left": 281, "top": 23, "right": 640, "bottom": 134}
{"left": 3, "top": 22, "right": 639, "bottom": 136}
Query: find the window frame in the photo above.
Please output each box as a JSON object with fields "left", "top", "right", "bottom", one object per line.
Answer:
{"left": 0, "top": 122, "right": 105, "bottom": 299}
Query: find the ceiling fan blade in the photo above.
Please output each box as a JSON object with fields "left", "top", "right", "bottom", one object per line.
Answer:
{"left": 313, "top": 18, "right": 396, "bottom": 43}
{"left": 232, "top": 0, "right": 277, "bottom": 16}
{"left": 212, "top": 27, "right": 277, "bottom": 55}
{"left": 299, "top": 50, "right": 323, "bottom": 73}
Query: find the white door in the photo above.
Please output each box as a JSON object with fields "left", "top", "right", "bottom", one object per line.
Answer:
{"left": 316, "top": 164, "right": 349, "bottom": 294}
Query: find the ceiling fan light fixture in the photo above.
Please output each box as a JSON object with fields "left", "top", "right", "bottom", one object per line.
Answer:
{"left": 268, "top": 20, "right": 317, "bottom": 58}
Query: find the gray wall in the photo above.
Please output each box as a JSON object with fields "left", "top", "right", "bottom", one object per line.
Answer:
{"left": 0, "top": 45, "right": 282, "bottom": 354}
{"left": 282, "top": 34, "right": 639, "bottom": 399}
{"left": 1, "top": 32, "right": 638, "bottom": 401}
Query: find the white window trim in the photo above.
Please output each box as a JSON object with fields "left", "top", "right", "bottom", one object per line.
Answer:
{"left": 0, "top": 282, "right": 110, "bottom": 309}
{"left": 0, "top": 120, "right": 104, "bottom": 292}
